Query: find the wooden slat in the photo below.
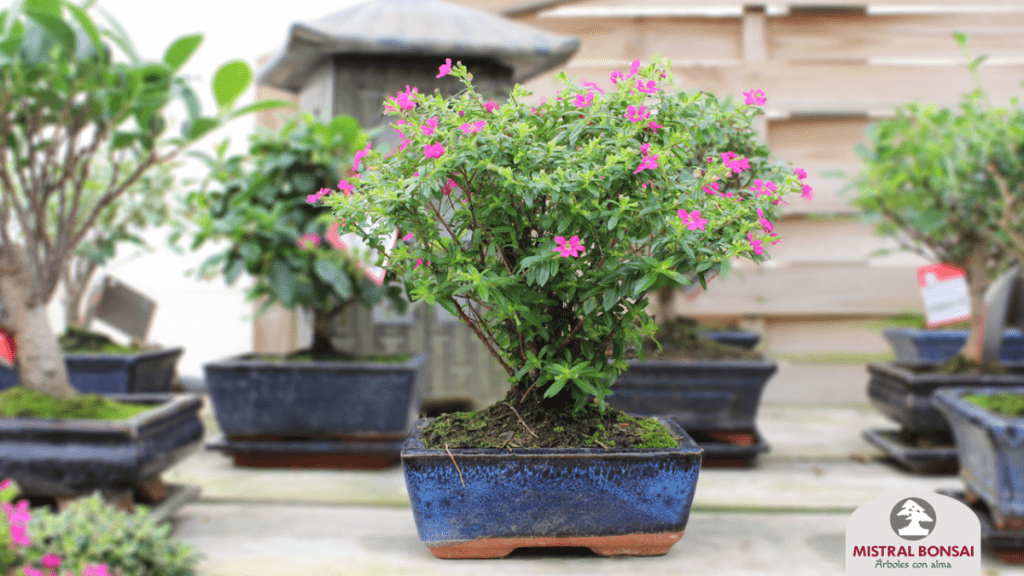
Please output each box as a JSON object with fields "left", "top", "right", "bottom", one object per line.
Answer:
{"left": 521, "top": 60, "right": 1024, "bottom": 115}
{"left": 768, "top": 217, "right": 930, "bottom": 267}
{"left": 762, "top": 317, "right": 901, "bottom": 356}
{"left": 769, "top": 11, "right": 1024, "bottom": 62}
{"left": 520, "top": 0, "right": 1024, "bottom": 11}
{"left": 667, "top": 265, "right": 923, "bottom": 317}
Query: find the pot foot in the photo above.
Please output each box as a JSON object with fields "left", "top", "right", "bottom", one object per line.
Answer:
{"left": 427, "top": 532, "right": 685, "bottom": 559}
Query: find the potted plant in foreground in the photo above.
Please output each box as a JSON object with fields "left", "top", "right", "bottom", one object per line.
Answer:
{"left": 324, "top": 57, "right": 807, "bottom": 558}
{"left": 853, "top": 35, "right": 1024, "bottom": 472}
{"left": 607, "top": 88, "right": 811, "bottom": 466}
{"left": 184, "top": 113, "right": 424, "bottom": 469}
{"left": 0, "top": 0, "right": 281, "bottom": 506}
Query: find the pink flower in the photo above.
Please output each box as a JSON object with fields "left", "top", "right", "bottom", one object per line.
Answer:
{"left": 756, "top": 208, "right": 773, "bottom": 233}
{"left": 647, "top": 121, "right": 663, "bottom": 133}
{"left": 626, "top": 104, "right": 650, "bottom": 123}
{"left": 677, "top": 209, "right": 707, "bottom": 231}
{"left": 582, "top": 81, "right": 604, "bottom": 94}
{"left": 297, "top": 234, "right": 321, "bottom": 248}
{"left": 337, "top": 180, "right": 354, "bottom": 196}
{"left": 421, "top": 116, "right": 439, "bottom": 136}
{"left": 794, "top": 167, "right": 808, "bottom": 180}
{"left": 83, "top": 566, "right": 112, "bottom": 576}
{"left": 553, "top": 235, "right": 586, "bottom": 258}
{"left": 0, "top": 479, "right": 9, "bottom": 491}
{"left": 801, "top": 183, "right": 814, "bottom": 200}
{"left": 40, "top": 554, "right": 60, "bottom": 569}
{"left": 573, "top": 91, "right": 595, "bottom": 108}
{"left": 413, "top": 258, "right": 431, "bottom": 269}
{"left": 484, "top": 100, "right": 498, "bottom": 113}
{"left": 635, "top": 80, "right": 658, "bottom": 94}
{"left": 424, "top": 143, "right": 445, "bottom": 158}
{"left": 21, "top": 567, "right": 43, "bottom": 576}
{"left": 721, "top": 152, "right": 750, "bottom": 174}
{"left": 441, "top": 178, "right": 457, "bottom": 195}
{"left": 610, "top": 70, "right": 625, "bottom": 84}
{"left": 306, "top": 187, "right": 331, "bottom": 204}
{"left": 436, "top": 58, "right": 452, "bottom": 78}
{"left": 640, "top": 143, "right": 651, "bottom": 155}
{"left": 459, "top": 120, "right": 486, "bottom": 134}
{"left": 354, "top": 142, "right": 371, "bottom": 168}
{"left": 703, "top": 182, "right": 720, "bottom": 195}
{"left": 394, "top": 85, "right": 419, "bottom": 111}
{"left": 402, "top": 233, "right": 414, "bottom": 241}
{"left": 744, "top": 89, "right": 766, "bottom": 106}
{"left": 634, "top": 144, "right": 658, "bottom": 174}
{"left": 748, "top": 232, "right": 764, "bottom": 256}
{"left": 751, "top": 179, "right": 778, "bottom": 197}
{"left": 399, "top": 138, "right": 411, "bottom": 152}
{"left": 627, "top": 59, "right": 641, "bottom": 78}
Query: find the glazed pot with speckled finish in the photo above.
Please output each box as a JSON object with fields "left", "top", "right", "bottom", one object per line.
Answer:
{"left": 400, "top": 416, "right": 702, "bottom": 559}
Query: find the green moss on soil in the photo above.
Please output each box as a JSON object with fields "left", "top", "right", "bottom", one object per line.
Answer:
{"left": 0, "top": 387, "right": 153, "bottom": 420}
{"left": 965, "top": 392, "right": 1024, "bottom": 417}
{"left": 635, "top": 317, "right": 761, "bottom": 361}
{"left": 908, "top": 355, "right": 1009, "bottom": 375}
{"left": 58, "top": 327, "right": 142, "bottom": 355}
{"left": 421, "top": 391, "right": 678, "bottom": 450}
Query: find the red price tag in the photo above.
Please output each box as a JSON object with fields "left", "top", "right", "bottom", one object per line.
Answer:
{"left": 917, "top": 264, "right": 971, "bottom": 327}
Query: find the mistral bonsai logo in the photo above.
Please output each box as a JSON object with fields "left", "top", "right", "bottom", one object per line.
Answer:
{"left": 847, "top": 491, "right": 979, "bottom": 574}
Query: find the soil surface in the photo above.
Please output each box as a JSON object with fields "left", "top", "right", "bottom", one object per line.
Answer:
{"left": 59, "top": 327, "right": 143, "bottom": 354}
{"left": 633, "top": 318, "right": 762, "bottom": 361}
{"left": 421, "top": 390, "right": 678, "bottom": 450}
{"left": 0, "top": 387, "right": 153, "bottom": 420}
{"left": 907, "top": 355, "right": 1010, "bottom": 375}
{"left": 965, "top": 392, "right": 1024, "bottom": 416}
{"left": 250, "top": 349, "right": 411, "bottom": 363}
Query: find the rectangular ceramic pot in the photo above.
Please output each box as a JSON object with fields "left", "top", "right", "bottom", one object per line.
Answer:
{"left": 0, "top": 393, "right": 204, "bottom": 497}
{"left": 0, "top": 348, "right": 184, "bottom": 394}
{"left": 204, "top": 352, "right": 427, "bottom": 440}
{"left": 867, "top": 362, "right": 1024, "bottom": 436}
{"left": 883, "top": 328, "right": 1024, "bottom": 364}
{"left": 607, "top": 359, "right": 777, "bottom": 431}
{"left": 702, "top": 330, "right": 760, "bottom": 351}
{"left": 932, "top": 386, "right": 1024, "bottom": 530}
{"left": 401, "top": 416, "right": 702, "bottom": 558}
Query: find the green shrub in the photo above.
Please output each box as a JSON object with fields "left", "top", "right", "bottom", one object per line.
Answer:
{"left": 19, "top": 493, "right": 201, "bottom": 576}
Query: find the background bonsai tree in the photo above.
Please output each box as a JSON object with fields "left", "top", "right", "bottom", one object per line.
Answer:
{"left": 324, "top": 58, "right": 807, "bottom": 444}
{"left": 0, "top": 0, "right": 288, "bottom": 399}
{"left": 853, "top": 33, "right": 1024, "bottom": 365}
{"left": 182, "top": 113, "right": 406, "bottom": 358}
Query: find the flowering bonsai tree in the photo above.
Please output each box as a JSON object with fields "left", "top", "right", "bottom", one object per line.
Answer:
{"left": 322, "top": 58, "right": 808, "bottom": 444}
{"left": 183, "top": 114, "right": 406, "bottom": 358}
{"left": 0, "top": 0, "right": 287, "bottom": 399}
{"left": 853, "top": 34, "right": 1024, "bottom": 365}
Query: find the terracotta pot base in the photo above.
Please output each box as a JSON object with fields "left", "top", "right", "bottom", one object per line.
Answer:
{"left": 427, "top": 531, "right": 685, "bottom": 559}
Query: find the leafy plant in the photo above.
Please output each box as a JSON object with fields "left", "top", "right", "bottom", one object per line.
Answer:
{"left": 852, "top": 33, "right": 1024, "bottom": 364}
{"left": 0, "top": 0, "right": 290, "bottom": 398}
{"left": 182, "top": 114, "right": 405, "bottom": 356}
{"left": 325, "top": 58, "right": 808, "bottom": 417}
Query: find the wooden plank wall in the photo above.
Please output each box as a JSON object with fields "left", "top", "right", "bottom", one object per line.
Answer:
{"left": 474, "top": 1, "right": 1024, "bottom": 369}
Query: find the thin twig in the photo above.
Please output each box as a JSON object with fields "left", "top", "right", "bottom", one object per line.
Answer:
{"left": 594, "top": 440, "right": 610, "bottom": 449}
{"left": 503, "top": 401, "right": 538, "bottom": 438}
{"left": 444, "top": 443, "right": 466, "bottom": 489}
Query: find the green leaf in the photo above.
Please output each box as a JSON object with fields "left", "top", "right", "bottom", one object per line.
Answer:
{"left": 226, "top": 98, "right": 295, "bottom": 121}
{"left": 313, "top": 259, "right": 354, "bottom": 300}
{"left": 62, "top": 1, "right": 101, "bottom": 55}
{"left": 602, "top": 289, "right": 617, "bottom": 312}
{"left": 268, "top": 258, "right": 296, "bottom": 307}
{"left": 185, "top": 117, "right": 220, "bottom": 140}
{"left": 163, "top": 33, "right": 202, "bottom": 72}
{"left": 24, "top": 11, "right": 75, "bottom": 55}
{"left": 212, "top": 60, "right": 252, "bottom": 109}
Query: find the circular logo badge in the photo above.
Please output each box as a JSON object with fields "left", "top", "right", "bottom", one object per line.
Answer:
{"left": 890, "top": 497, "right": 936, "bottom": 540}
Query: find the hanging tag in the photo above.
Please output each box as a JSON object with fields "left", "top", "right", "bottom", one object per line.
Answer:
{"left": 327, "top": 220, "right": 398, "bottom": 285}
{"left": 0, "top": 328, "right": 15, "bottom": 366}
{"left": 917, "top": 264, "right": 971, "bottom": 327}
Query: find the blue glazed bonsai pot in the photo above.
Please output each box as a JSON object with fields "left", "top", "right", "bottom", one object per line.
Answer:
{"left": 702, "top": 330, "right": 760, "bottom": 350}
{"left": 204, "top": 352, "right": 427, "bottom": 440}
{"left": 0, "top": 348, "right": 184, "bottom": 394}
{"left": 867, "top": 362, "right": 1024, "bottom": 436}
{"left": 883, "top": 328, "right": 1024, "bottom": 364}
{"left": 401, "top": 416, "right": 702, "bottom": 558}
{"left": 933, "top": 386, "right": 1024, "bottom": 530}
{"left": 0, "top": 393, "right": 203, "bottom": 497}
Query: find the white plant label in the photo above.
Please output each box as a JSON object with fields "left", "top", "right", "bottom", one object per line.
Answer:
{"left": 917, "top": 264, "right": 971, "bottom": 327}
{"left": 327, "top": 220, "right": 398, "bottom": 285}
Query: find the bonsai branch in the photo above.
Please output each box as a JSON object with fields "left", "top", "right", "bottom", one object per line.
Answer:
{"left": 444, "top": 444, "right": 466, "bottom": 489}
{"left": 451, "top": 298, "right": 514, "bottom": 377}
{"left": 503, "top": 401, "right": 538, "bottom": 438}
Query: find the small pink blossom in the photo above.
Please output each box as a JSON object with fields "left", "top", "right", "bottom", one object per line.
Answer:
{"left": 399, "top": 138, "right": 411, "bottom": 152}
{"left": 647, "top": 121, "right": 663, "bottom": 133}
{"left": 573, "top": 91, "right": 595, "bottom": 108}
{"left": 0, "top": 479, "right": 10, "bottom": 491}
{"left": 460, "top": 120, "right": 486, "bottom": 134}
{"left": 337, "top": 180, "right": 354, "bottom": 196}
{"left": 626, "top": 104, "right": 650, "bottom": 123}
{"left": 748, "top": 232, "right": 764, "bottom": 256}
{"left": 21, "top": 567, "right": 43, "bottom": 576}
{"left": 610, "top": 70, "right": 625, "bottom": 84}
{"left": 582, "top": 81, "right": 605, "bottom": 94}
{"left": 436, "top": 58, "right": 452, "bottom": 78}
{"left": 553, "top": 235, "right": 586, "bottom": 258}
{"left": 703, "top": 182, "right": 720, "bottom": 195}
{"left": 801, "top": 183, "right": 814, "bottom": 200}
{"left": 635, "top": 80, "right": 658, "bottom": 94}
{"left": 751, "top": 179, "right": 778, "bottom": 197}
{"left": 756, "top": 208, "right": 774, "bottom": 233}
{"left": 442, "top": 178, "right": 457, "bottom": 195}
{"left": 394, "top": 85, "right": 419, "bottom": 111}
{"left": 40, "top": 554, "right": 61, "bottom": 569}
{"left": 640, "top": 143, "right": 651, "bottom": 155}
{"left": 627, "top": 59, "right": 641, "bottom": 78}
{"left": 721, "top": 152, "right": 750, "bottom": 173}
{"left": 421, "top": 116, "right": 439, "bottom": 136}
{"left": 633, "top": 153, "right": 658, "bottom": 174}
{"left": 484, "top": 100, "right": 498, "bottom": 113}
{"left": 744, "top": 89, "right": 766, "bottom": 106}
{"left": 424, "top": 143, "right": 445, "bottom": 158}
{"left": 794, "top": 167, "right": 808, "bottom": 180}
{"left": 402, "top": 233, "right": 414, "bottom": 241}
{"left": 297, "top": 234, "right": 321, "bottom": 248}
{"left": 83, "top": 566, "right": 112, "bottom": 576}
{"left": 677, "top": 209, "right": 707, "bottom": 231}
{"left": 307, "top": 187, "right": 332, "bottom": 204}
{"left": 354, "top": 142, "right": 371, "bottom": 168}
{"left": 413, "top": 258, "right": 432, "bottom": 270}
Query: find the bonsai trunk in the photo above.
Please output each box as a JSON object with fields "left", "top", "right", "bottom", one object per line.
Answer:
{"left": 310, "top": 308, "right": 336, "bottom": 357}
{"left": 61, "top": 256, "right": 98, "bottom": 331}
{"left": 0, "top": 246, "right": 75, "bottom": 399}
{"left": 960, "top": 248, "right": 991, "bottom": 365}
{"left": 656, "top": 286, "right": 676, "bottom": 325}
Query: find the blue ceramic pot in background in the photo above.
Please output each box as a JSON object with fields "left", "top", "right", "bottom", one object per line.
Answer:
{"left": 884, "top": 328, "right": 1024, "bottom": 364}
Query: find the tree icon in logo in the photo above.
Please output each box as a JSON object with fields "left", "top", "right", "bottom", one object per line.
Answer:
{"left": 890, "top": 498, "right": 936, "bottom": 540}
